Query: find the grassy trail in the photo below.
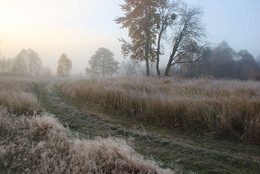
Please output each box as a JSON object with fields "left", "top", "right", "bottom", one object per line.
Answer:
{"left": 36, "top": 81, "right": 260, "bottom": 174}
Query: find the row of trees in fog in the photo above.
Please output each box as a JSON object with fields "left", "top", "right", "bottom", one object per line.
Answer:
{"left": 176, "top": 41, "right": 260, "bottom": 80}
{"left": 114, "top": 0, "right": 260, "bottom": 80}
{"left": 1, "top": 0, "right": 260, "bottom": 80}
{"left": 1, "top": 42, "right": 259, "bottom": 80}
{"left": 0, "top": 49, "right": 42, "bottom": 76}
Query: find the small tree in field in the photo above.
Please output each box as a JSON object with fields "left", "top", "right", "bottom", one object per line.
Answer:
{"left": 86, "top": 47, "right": 119, "bottom": 77}
{"left": 57, "top": 53, "right": 72, "bottom": 77}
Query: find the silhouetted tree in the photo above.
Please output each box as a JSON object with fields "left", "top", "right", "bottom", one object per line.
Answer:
{"left": 86, "top": 48, "right": 119, "bottom": 77}
{"left": 164, "top": 7, "right": 205, "bottom": 76}
{"left": 155, "top": 0, "right": 178, "bottom": 77}
{"left": 57, "top": 53, "right": 72, "bottom": 77}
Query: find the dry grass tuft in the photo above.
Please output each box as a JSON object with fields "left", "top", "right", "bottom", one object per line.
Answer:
{"left": 59, "top": 77, "right": 260, "bottom": 144}
{"left": 0, "top": 107, "right": 173, "bottom": 174}
{"left": 0, "top": 77, "right": 40, "bottom": 114}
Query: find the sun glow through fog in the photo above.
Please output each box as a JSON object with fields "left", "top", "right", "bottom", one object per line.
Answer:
{"left": 0, "top": 0, "right": 125, "bottom": 74}
{"left": 0, "top": 0, "right": 259, "bottom": 74}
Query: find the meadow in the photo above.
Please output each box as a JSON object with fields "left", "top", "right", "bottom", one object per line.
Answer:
{"left": 1, "top": 76, "right": 260, "bottom": 173}
{"left": 0, "top": 77, "right": 172, "bottom": 174}
{"left": 59, "top": 77, "right": 260, "bottom": 144}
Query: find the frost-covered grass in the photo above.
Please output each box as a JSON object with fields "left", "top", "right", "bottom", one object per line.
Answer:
{"left": 59, "top": 77, "right": 260, "bottom": 144}
{"left": 0, "top": 77, "right": 40, "bottom": 114}
{"left": 0, "top": 108, "right": 173, "bottom": 174}
{"left": 0, "top": 77, "right": 173, "bottom": 173}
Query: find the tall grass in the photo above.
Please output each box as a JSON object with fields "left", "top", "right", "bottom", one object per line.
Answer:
{"left": 0, "top": 107, "right": 173, "bottom": 174}
{"left": 59, "top": 77, "right": 260, "bottom": 144}
{"left": 0, "top": 77, "right": 40, "bottom": 114}
{"left": 0, "top": 77, "right": 173, "bottom": 173}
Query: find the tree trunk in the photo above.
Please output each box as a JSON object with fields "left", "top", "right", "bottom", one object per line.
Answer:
{"left": 146, "top": 58, "right": 150, "bottom": 77}
{"left": 144, "top": 2, "right": 150, "bottom": 77}
{"left": 164, "top": 61, "right": 172, "bottom": 77}
{"left": 156, "top": 31, "right": 163, "bottom": 77}
{"left": 164, "top": 36, "right": 181, "bottom": 77}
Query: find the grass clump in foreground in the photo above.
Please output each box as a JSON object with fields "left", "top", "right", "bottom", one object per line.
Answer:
{"left": 0, "top": 77, "right": 40, "bottom": 115}
{"left": 0, "top": 107, "right": 173, "bottom": 174}
{"left": 59, "top": 77, "right": 260, "bottom": 144}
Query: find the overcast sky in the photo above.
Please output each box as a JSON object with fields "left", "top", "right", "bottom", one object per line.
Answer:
{"left": 0, "top": 0, "right": 259, "bottom": 74}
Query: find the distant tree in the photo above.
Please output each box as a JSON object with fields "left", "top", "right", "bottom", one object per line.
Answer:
{"left": 210, "top": 41, "right": 236, "bottom": 78}
{"left": 179, "top": 46, "right": 212, "bottom": 78}
{"left": 256, "top": 54, "right": 260, "bottom": 66}
{"left": 57, "top": 53, "right": 72, "bottom": 77}
{"left": 12, "top": 49, "right": 28, "bottom": 75}
{"left": 0, "top": 58, "right": 7, "bottom": 73}
{"left": 6, "top": 58, "right": 13, "bottom": 73}
{"left": 236, "top": 50, "right": 259, "bottom": 79}
{"left": 121, "top": 59, "right": 142, "bottom": 76}
{"left": 86, "top": 47, "right": 119, "bottom": 77}
{"left": 27, "top": 48, "right": 42, "bottom": 76}
{"left": 0, "top": 58, "right": 13, "bottom": 74}
{"left": 115, "top": 0, "right": 160, "bottom": 77}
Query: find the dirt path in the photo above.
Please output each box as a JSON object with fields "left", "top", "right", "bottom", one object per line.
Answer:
{"left": 36, "top": 81, "right": 260, "bottom": 174}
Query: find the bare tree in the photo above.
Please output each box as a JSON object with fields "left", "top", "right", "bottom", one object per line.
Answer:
{"left": 164, "top": 7, "right": 205, "bottom": 76}
{"left": 155, "top": 0, "right": 178, "bottom": 77}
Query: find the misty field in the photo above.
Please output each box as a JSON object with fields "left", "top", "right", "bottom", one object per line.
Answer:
{"left": 0, "top": 77, "right": 173, "bottom": 174}
{"left": 0, "top": 76, "right": 260, "bottom": 174}
{"left": 59, "top": 77, "right": 260, "bottom": 144}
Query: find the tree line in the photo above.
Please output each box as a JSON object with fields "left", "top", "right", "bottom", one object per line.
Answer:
{"left": 114, "top": 0, "right": 260, "bottom": 80}
{"left": 170, "top": 41, "right": 260, "bottom": 80}
{"left": 1, "top": 0, "right": 260, "bottom": 80}
{"left": 0, "top": 48, "right": 42, "bottom": 76}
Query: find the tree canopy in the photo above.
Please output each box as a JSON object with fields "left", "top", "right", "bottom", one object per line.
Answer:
{"left": 115, "top": 0, "right": 160, "bottom": 77}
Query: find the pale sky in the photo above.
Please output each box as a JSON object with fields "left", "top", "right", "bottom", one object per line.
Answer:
{"left": 0, "top": 0, "right": 259, "bottom": 74}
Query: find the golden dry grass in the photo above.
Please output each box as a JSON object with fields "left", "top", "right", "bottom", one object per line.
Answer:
{"left": 59, "top": 77, "right": 260, "bottom": 144}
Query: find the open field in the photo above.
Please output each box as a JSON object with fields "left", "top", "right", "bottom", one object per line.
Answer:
{"left": 59, "top": 77, "right": 260, "bottom": 144}
{"left": 0, "top": 77, "right": 172, "bottom": 174}
{"left": 0, "top": 76, "right": 260, "bottom": 173}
